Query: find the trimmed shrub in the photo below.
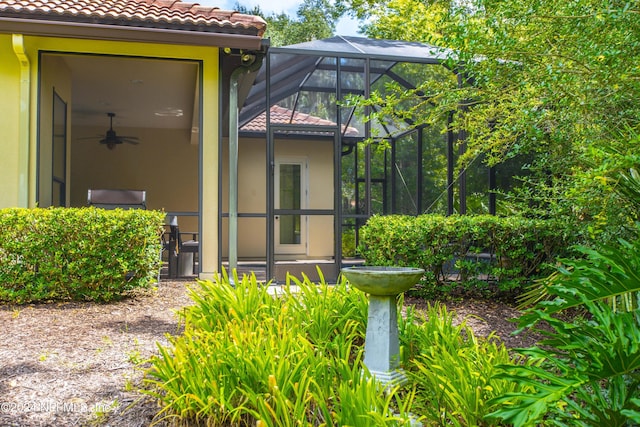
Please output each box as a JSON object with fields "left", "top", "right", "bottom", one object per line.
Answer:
{"left": 359, "top": 214, "right": 576, "bottom": 296}
{"left": 0, "top": 207, "right": 164, "bottom": 303}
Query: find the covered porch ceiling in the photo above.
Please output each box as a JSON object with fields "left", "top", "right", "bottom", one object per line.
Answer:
{"left": 64, "top": 54, "right": 199, "bottom": 131}
{"left": 60, "top": 52, "right": 260, "bottom": 139}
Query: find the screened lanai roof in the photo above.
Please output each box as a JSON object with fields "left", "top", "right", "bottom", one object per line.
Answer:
{"left": 238, "top": 36, "right": 455, "bottom": 137}
{"left": 268, "top": 36, "right": 452, "bottom": 62}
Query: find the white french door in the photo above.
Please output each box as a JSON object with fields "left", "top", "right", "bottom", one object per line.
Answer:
{"left": 274, "top": 158, "right": 308, "bottom": 255}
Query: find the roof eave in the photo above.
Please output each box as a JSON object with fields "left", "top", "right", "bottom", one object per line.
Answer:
{"left": 0, "top": 17, "right": 264, "bottom": 50}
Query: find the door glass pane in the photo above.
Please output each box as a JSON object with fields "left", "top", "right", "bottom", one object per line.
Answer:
{"left": 279, "top": 164, "right": 301, "bottom": 244}
{"left": 279, "top": 215, "right": 300, "bottom": 244}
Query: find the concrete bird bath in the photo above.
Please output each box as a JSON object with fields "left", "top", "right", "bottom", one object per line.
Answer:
{"left": 341, "top": 266, "right": 424, "bottom": 386}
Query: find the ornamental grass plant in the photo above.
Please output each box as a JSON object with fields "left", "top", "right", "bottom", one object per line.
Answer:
{"left": 144, "top": 270, "right": 527, "bottom": 426}
{"left": 400, "top": 303, "right": 529, "bottom": 426}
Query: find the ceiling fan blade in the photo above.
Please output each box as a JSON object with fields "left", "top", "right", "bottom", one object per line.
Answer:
{"left": 76, "top": 135, "right": 104, "bottom": 141}
{"left": 79, "top": 113, "right": 142, "bottom": 149}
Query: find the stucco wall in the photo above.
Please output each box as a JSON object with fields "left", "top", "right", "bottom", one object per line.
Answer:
{"left": 221, "top": 136, "right": 335, "bottom": 260}
{"left": 0, "top": 34, "right": 27, "bottom": 207}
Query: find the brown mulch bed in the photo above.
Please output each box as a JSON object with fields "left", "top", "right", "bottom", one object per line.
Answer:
{"left": 0, "top": 280, "right": 194, "bottom": 427}
{"left": 0, "top": 280, "right": 541, "bottom": 427}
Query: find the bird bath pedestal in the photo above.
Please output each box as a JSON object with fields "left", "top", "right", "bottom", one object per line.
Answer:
{"left": 341, "top": 266, "right": 424, "bottom": 387}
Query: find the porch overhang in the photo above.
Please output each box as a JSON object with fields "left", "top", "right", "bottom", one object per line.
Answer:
{"left": 0, "top": 17, "right": 264, "bottom": 49}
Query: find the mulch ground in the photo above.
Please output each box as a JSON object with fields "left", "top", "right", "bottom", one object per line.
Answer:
{"left": 0, "top": 279, "right": 541, "bottom": 427}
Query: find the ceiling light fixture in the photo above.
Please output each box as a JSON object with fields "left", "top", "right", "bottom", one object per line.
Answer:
{"left": 154, "top": 108, "right": 184, "bottom": 117}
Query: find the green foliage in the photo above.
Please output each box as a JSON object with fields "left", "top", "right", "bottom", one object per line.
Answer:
{"left": 145, "top": 271, "right": 523, "bottom": 425}
{"left": 233, "top": 0, "right": 338, "bottom": 47}
{"left": 518, "top": 161, "right": 640, "bottom": 308}
{"left": 359, "top": 0, "right": 449, "bottom": 44}
{"left": 342, "top": 228, "right": 357, "bottom": 257}
{"left": 401, "top": 302, "right": 530, "bottom": 426}
{"left": 0, "top": 207, "right": 164, "bottom": 303}
{"left": 359, "top": 214, "right": 576, "bottom": 297}
{"left": 614, "top": 165, "right": 640, "bottom": 213}
{"left": 487, "top": 226, "right": 640, "bottom": 426}
{"left": 340, "top": 0, "right": 640, "bottom": 240}
{"left": 145, "top": 272, "right": 405, "bottom": 425}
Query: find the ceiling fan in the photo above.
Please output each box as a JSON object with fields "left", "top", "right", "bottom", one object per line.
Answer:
{"left": 93, "top": 112, "right": 140, "bottom": 150}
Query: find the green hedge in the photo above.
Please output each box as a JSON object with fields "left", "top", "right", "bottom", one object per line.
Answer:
{"left": 359, "top": 214, "right": 577, "bottom": 296}
{"left": 0, "top": 207, "right": 165, "bottom": 303}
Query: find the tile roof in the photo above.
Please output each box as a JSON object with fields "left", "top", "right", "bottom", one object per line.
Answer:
{"left": 0, "top": 0, "right": 266, "bottom": 36}
{"left": 242, "top": 105, "right": 359, "bottom": 136}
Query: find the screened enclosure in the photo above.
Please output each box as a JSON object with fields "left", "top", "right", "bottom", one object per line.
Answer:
{"left": 221, "top": 36, "right": 523, "bottom": 282}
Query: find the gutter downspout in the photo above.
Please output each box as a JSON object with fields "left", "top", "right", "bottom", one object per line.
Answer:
{"left": 12, "top": 34, "right": 30, "bottom": 208}
{"left": 228, "top": 51, "right": 264, "bottom": 271}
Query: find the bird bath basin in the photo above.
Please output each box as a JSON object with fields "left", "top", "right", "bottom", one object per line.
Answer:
{"left": 341, "top": 266, "right": 424, "bottom": 296}
{"left": 341, "top": 266, "right": 424, "bottom": 387}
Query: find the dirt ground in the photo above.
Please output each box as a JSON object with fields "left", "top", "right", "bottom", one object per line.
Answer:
{"left": 0, "top": 279, "right": 540, "bottom": 427}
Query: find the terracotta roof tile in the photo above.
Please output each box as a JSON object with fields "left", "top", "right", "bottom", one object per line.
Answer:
{"left": 0, "top": 0, "right": 266, "bottom": 36}
{"left": 242, "top": 105, "right": 359, "bottom": 136}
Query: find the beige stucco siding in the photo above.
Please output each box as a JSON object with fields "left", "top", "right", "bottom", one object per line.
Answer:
{"left": 276, "top": 138, "right": 334, "bottom": 258}
{"left": 221, "top": 136, "right": 334, "bottom": 259}
{"left": 221, "top": 137, "right": 267, "bottom": 258}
